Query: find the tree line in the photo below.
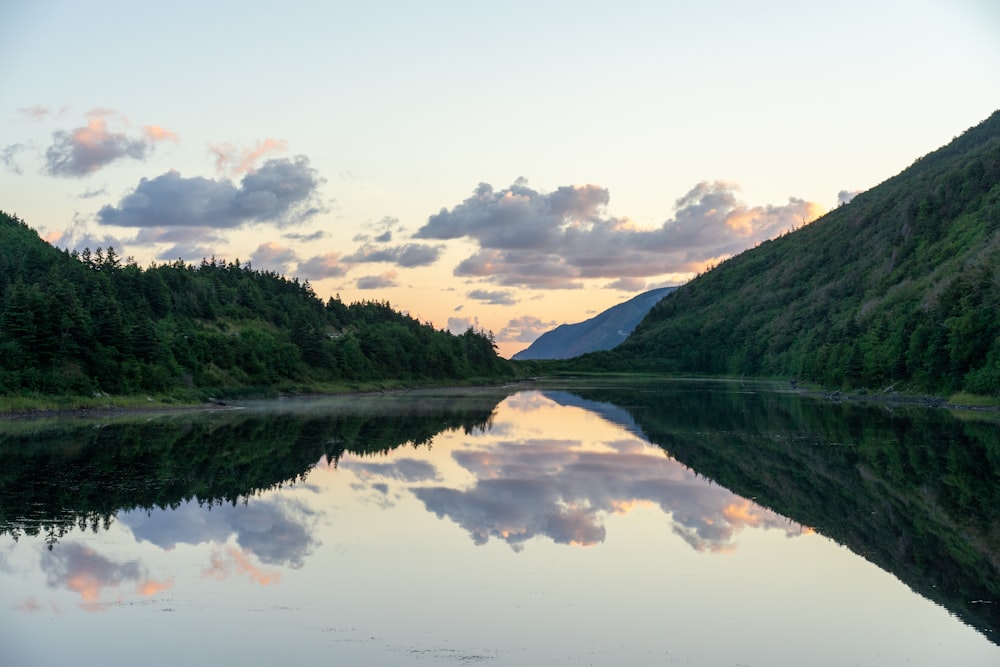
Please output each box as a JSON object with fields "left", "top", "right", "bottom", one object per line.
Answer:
{"left": 0, "top": 210, "right": 514, "bottom": 397}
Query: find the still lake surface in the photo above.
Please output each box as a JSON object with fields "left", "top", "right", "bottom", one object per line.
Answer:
{"left": 1, "top": 378, "right": 998, "bottom": 666}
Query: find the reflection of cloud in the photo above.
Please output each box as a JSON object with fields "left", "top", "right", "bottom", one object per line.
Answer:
{"left": 40, "top": 542, "right": 172, "bottom": 610}
{"left": 344, "top": 458, "right": 440, "bottom": 507}
{"left": 120, "top": 496, "right": 318, "bottom": 569}
{"left": 343, "top": 458, "right": 440, "bottom": 483}
{"left": 204, "top": 546, "right": 282, "bottom": 586}
{"left": 416, "top": 178, "right": 823, "bottom": 289}
{"left": 414, "top": 438, "right": 801, "bottom": 552}
{"left": 502, "top": 391, "right": 551, "bottom": 413}
{"left": 15, "top": 596, "right": 58, "bottom": 614}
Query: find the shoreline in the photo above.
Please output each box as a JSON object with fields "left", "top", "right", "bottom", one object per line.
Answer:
{"left": 2, "top": 377, "right": 996, "bottom": 422}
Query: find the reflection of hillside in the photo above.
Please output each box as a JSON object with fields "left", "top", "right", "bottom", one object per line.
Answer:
{"left": 0, "top": 390, "right": 507, "bottom": 546}
{"left": 559, "top": 380, "right": 1000, "bottom": 646}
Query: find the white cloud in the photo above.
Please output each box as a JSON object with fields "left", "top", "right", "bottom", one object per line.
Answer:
{"left": 97, "top": 155, "right": 327, "bottom": 229}
{"left": 356, "top": 271, "right": 398, "bottom": 289}
{"left": 209, "top": 138, "right": 288, "bottom": 176}
{"left": 250, "top": 242, "right": 299, "bottom": 275}
{"left": 44, "top": 110, "right": 178, "bottom": 177}
{"left": 417, "top": 179, "right": 824, "bottom": 289}
{"left": 343, "top": 242, "right": 443, "bottom": 267}
{"left": 497, "top": 314, "right": 558, "bottom": 343}
{"left": 297, "top": 252, "right": 348, "bottom": 279}
{"left": 467, "top": 289, "right": 517, "bottom": 305}
{"left": 447, "top": 316, "right": 478, "bottom": 335}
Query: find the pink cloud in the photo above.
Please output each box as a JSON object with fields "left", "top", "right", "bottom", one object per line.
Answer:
{"left": 209, "top": 138, "right": 289, "bottom": 176}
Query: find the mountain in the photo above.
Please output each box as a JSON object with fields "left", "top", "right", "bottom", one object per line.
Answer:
{"left": 512, "top": 287, "right": 675, "bottom": 360}
{"left": 574, "top": 110, "right": 1000, "bottom": 397}
{"left": 0, "top": 211, "right": 515, "bottom": 398}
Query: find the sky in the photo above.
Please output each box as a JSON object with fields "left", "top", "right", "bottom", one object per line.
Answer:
{"left": 1, "top": 1, "right": 998, "bottom": 357}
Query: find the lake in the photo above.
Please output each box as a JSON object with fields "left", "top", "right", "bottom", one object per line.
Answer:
{"left": 1, "top": 378, "right": 997, "bottom": 666}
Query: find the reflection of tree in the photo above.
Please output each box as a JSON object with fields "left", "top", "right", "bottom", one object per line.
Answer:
{"left": 551, "top": 380, "right": 1000, "bottom": 646}
{"left": 0, "top": 390, "right": 505, "bottom": 547}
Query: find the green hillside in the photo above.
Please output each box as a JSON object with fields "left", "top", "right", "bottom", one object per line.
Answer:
{"left": 0, "top": 212, "right": 514, "bottom": 399}
{"left": 580, "top": 110, "right": 1000, "bottom": 397}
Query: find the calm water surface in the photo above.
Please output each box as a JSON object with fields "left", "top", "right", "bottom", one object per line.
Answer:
{"left": 1, "top": 379, "right": 997, "bottom": 666}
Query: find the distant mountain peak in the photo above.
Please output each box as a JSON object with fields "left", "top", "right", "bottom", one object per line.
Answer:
{"left": 512, "top": 287, "right": 675, "bottom": 360}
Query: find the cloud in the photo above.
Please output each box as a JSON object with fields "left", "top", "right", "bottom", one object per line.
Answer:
{"left": 19, "top": 105, "right": 59, "bottom": 121}
{"left": 78, "top": 186, "right": 108, "bottom": 200}
{"left": 133, "top": 226, "right": 225, "bottom": 245}
{"left": 1, "top": 143, "right": 26, "bottom": 174}
{"left": 417, "top": 178, "right": 609, "bottom": 249}
{"left": 97, "top": 155, "right": 326, "bottom": 229}
{"left": 297, "top": 252, "right": 348, "bottom": 279}
{"left": 343, "top": 242, "right": 443, "bottom": 268}
{"left": 40, "top": 542, "right": 172, "bottom": 610}
{"left": 143, "top": 125, "right": 180, "bottom": 143}
{"left": 250, "top": 242, "right": 299, "bottom": 274}
{"left": 447, "top": 316, "right": 478, "bottom": 334}
{"left": 353, "top": 216, "right": 403, "bottom": 244}
{"left": 605, "top": 277, "right": 646, "bottom": 291}
{"left": 43, "top": 110, "right": 177, "bottom": 178}
{"left": 210, "top": 138, "right": 288, "bottom": 176}
{"left": 417, "top": 179, "right": 823, "bottom": 289}
{"left": 284, "top": 229, "right": 327, "bottom": 242}
{"left": 356, "top": 271, "right": 398, "bottom": 289}
{"left": 45, "top": 212, "right": 129, "bottom": 256}
{"left": 158, "top": 243, "right": 220, "bottom": 262}
{"left": 497, "top": 315, "right": 557, "bottom": 343}
{"left": 467, "top": 289, "right": 517, "bottom": 305}
{"left": 838, "top": 189, "right": 861, "bottom": 206}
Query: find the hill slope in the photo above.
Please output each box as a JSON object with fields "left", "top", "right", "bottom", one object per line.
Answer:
{"left": 579, "top": 110, "right": 1000, "bottom": 396}
{"left": 512, "top": 287, "right": 675, "bottom": 360}
{"left": 0, "top": 212, "right": 514, "bottom": 397}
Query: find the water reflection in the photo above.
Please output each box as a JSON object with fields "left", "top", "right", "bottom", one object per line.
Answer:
{"left": 409, "top": 418, "right": 803, "bottom": 551}
{"left": 121, "top": 496, "right": 319, "bottom": 568}
{"left": 1, "top": 381, "right": 997, "bottom": 665}
{"left": 39, "top": 542, "right": 173, "bottom": 611}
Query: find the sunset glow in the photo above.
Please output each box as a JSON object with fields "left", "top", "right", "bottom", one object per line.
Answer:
{"left": 3, "top": 2, "right": 994, "bottom": 356}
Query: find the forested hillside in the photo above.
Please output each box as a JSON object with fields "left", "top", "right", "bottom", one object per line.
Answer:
{"left": 580, "top": 110, "right": 1000, "bottom": 397}
{"left": 0, "top": 211, "right": 513, "bottom": 397}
